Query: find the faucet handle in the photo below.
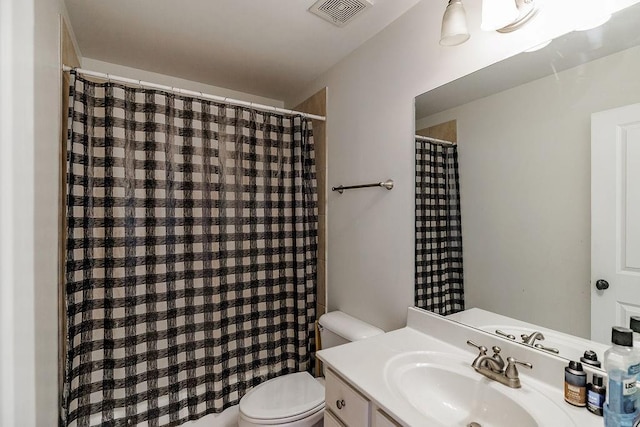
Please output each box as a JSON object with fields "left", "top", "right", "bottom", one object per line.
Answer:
{"left": 495, "top": 329, "right": 516, "bottom": 340}
{"left": 467, "top": 340, "right": 487, "bottom": 355}
{"left": 505, "top": 356, "right": 533, "bottom": 379}
{"left": 534, "top": 343, "right": 560, "bottom": 354}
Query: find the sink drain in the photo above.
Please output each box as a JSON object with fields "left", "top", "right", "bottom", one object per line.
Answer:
{"left": 467, "top": 423, "right": 481, "bottom": 427}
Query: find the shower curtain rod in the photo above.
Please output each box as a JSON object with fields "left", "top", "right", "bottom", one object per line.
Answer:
{"left": 62, "top": 65, "right": 326, "bottom": 122}
{"left": 415, "top": 135, "right": 455, "bottom": 146}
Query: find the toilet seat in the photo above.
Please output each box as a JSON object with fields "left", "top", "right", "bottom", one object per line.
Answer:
{"left": 239, "top": 402, "right": 324, "bottom": 425}
{"left": 239, "top": 372, "right": 325, "bottom": 424}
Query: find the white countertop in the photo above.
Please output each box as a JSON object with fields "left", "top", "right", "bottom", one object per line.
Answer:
{"left": 317, "top": 308, "right": 604, "bottom": 427}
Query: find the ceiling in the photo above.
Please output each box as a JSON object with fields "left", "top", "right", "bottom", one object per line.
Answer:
{"left": 64, "top": 0, "right": 422, "bottom": 101}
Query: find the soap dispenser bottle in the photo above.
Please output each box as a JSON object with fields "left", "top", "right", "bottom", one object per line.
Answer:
{"left": 604, "top": 327, "right": 640, "bottom": 426}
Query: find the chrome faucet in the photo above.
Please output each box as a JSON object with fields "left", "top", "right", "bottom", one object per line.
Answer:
{"left": 521, "top": 331, "right": 545, "bottom": 346}
{"left": 467, "top": 340, "right": 532, "bottom": 388}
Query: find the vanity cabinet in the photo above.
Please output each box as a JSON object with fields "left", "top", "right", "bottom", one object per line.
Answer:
{"left": 324, "top": 410, "right": 345, "bottom": 427}
{"left": 325, "top": 368, "right": 370, "bottom": 426}
{"left": 318, "top": 309, "right": 605, "bottom": 427}
{"left": 372, "top": 410, "right": 401, "bottom": 427}
{"left": 324, "top": 368, "right": 401, "bottom": 427}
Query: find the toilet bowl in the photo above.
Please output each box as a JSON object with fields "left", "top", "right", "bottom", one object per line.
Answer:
{"left": 237, "top": 311, "right": 384, "bottom": 427}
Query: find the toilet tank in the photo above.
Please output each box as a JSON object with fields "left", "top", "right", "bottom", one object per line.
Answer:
{"left": 318, "top": 311, "right": 384, "bottom": 349}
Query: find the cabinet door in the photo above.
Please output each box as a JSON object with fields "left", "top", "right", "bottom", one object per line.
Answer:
{"left": 325, "top": 410, "right": 346, "bottom": 427}
{"left": 373, "top": 409, "right": 401, "bottom": 427}
{"left": 325, "top": 369, "right": 370, "bottom": 427}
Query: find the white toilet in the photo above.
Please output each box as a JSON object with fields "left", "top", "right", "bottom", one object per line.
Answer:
{"left": 237, "top": 311, "right": 384, "bottom": 427}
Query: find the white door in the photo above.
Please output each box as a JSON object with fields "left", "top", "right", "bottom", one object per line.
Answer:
{"left": 591, "top": 103, "right": 640, "bottom": 344}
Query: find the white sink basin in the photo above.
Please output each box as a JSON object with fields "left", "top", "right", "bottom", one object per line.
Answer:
{"left": 384, "top": 351, "right": 576, "bottom": 427}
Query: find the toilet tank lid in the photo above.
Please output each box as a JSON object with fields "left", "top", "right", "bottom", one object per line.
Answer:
{"left": 318, "top": 311, "right": 384, "bottom": 342}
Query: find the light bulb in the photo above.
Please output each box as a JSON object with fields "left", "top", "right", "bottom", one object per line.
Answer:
{"left": 482, "top": 0, "right": 519, "bottom": 31}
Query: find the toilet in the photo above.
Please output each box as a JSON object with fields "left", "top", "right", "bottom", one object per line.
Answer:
{"left": 237, "top": 311, "right": 384, "bottom": 427}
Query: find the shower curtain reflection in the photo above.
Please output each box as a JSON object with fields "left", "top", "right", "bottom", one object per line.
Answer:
{"left": 62, "top": 72, "right": 318, "bottom": 427}
{"left": 415, "top": 137, "right": 464, "bottom": 315}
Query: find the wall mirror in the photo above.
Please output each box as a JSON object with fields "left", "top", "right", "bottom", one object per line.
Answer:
{"left": 414, "top": 2, "right": 640, "bottom": 368}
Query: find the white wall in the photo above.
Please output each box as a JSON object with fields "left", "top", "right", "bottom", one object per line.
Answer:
{"left": 0, "top": 0, "right": 37, "bottom": 425}
{"left": 285, "top": 0, "right": 635, "bottom": 332}
{"left": 82, "top": 58, "right": 285, "bottom": 108}
{"left": 418, "top": 45, "right": 640, "bottom": 338}
{"left": 0, "top": 0, "right": 67, "bottom": 425}
{"left": 34, "top": 0, "right": 67, "bottom": 423}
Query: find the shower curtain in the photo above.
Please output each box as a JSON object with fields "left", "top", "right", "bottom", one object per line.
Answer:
{"left": 415, "top": 138, "right": 464, "bottom": 315}
{"left": 62, "top": 72, "right": 318, "bottom": 427}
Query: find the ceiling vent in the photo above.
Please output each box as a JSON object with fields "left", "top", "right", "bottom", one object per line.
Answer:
{"left": 309, "top": 0, "right": 373, "bottom": 27}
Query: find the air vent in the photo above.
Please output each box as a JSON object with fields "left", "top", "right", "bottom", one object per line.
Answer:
{"left": 309, "top": 0, "right": 373, "bottom": 27}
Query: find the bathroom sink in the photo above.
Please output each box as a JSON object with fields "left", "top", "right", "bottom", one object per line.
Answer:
{"left": 383, "top": 351, "right": 576, "bottom": 427}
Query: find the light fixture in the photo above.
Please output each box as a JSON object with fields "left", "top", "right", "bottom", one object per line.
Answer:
{"left": 440, "top": 0, "right": 470, "bottom": 46}
{"left": 441, "top": 0, "right": 540, "bottom": 47}
{"left": 481, "top": 0, "right": 519, "bottom": 31}
{"left": 573, "top": 0, "right": 611, "bottom": 31}
{"left": 493, "top": 0, "right": 540, "bottom": 33}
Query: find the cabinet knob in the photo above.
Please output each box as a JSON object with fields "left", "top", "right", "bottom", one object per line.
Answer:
{"left": 336, "top": 399, "right": 346, "bottom": 409}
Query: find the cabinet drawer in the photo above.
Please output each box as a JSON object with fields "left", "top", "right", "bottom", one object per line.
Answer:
{"left": 324, "top": 410, "right": 346, "bottom": 427}
{"left": 325, "top": 368, "right": 370, "bottom": 427}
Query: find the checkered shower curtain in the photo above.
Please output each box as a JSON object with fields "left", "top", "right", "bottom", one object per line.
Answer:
{"left": 62, "top": 72, "right": 317, "bottom": 427}
{"left": 415, "top": 139, "right": 464, "bottom": 314}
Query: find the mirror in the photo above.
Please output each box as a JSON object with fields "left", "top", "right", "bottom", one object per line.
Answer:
{"left": 414, "top": 2, "right": 640, "bottom": 366}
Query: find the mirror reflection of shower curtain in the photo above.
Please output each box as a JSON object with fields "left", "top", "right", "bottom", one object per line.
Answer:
{"left": 415, "top": 139, "right": 464, "bottom": 315}
{"left": 62, "top": 72, "right": 318, "bottom": 427}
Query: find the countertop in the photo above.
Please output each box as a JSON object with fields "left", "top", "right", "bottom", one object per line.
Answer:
{"left": 317, "top": 308, "right": 604, "bottom": 427}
